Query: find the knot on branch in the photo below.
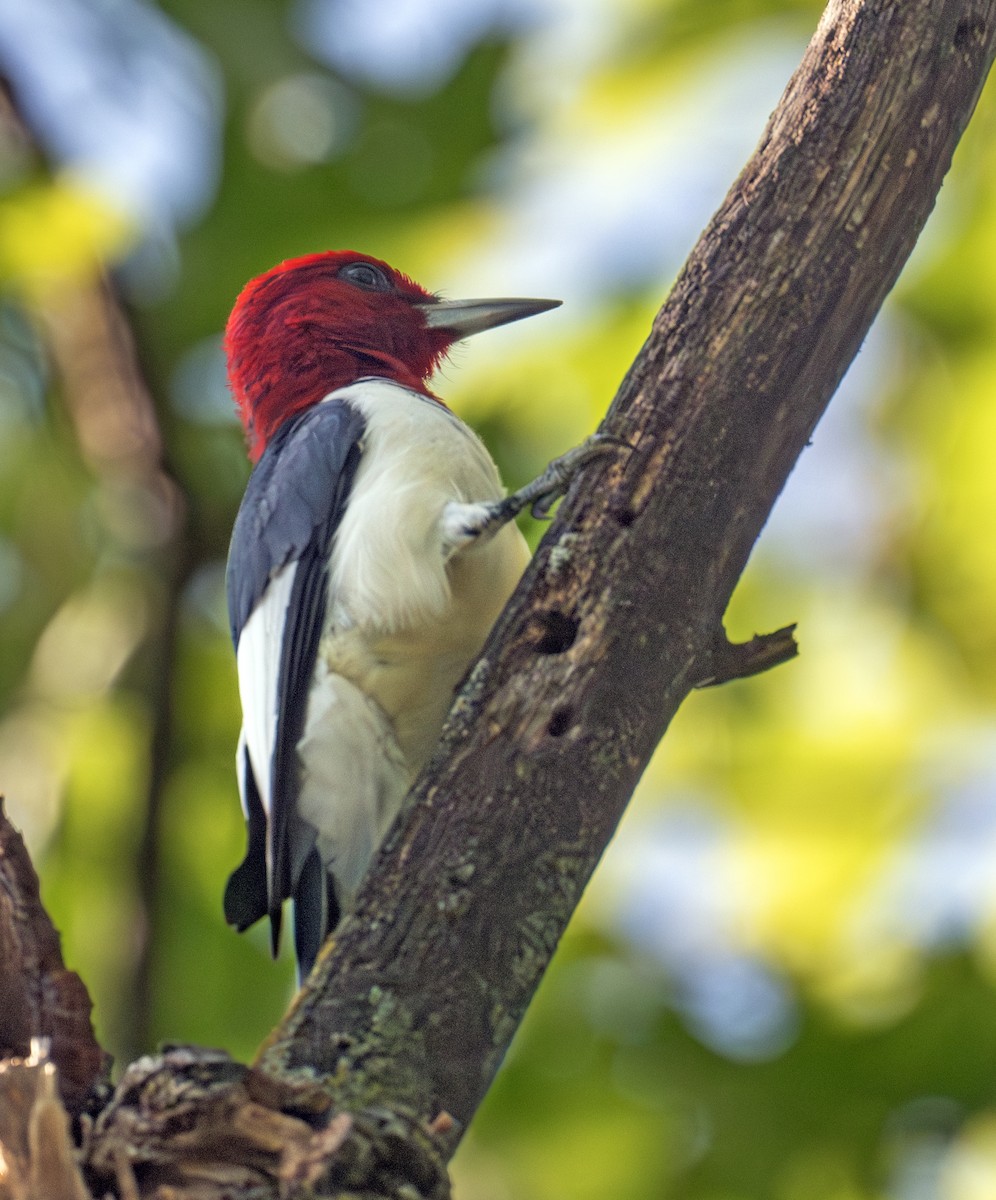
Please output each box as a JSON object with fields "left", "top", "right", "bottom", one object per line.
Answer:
{"left": 82, "top": 1045, "right": 452, "bottom": 1199}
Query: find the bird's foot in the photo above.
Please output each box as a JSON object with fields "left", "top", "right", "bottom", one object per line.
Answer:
{"left": 522, "top": 433, "right": 627, "bottom": 520}
{"left": 442, "top": 433, "right": 627, "bottom": 551}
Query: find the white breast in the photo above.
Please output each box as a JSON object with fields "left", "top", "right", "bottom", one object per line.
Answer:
{"left": 317, "top": 376, "right": 530, "bottom": 772}
{"left": 327, "top": 378, "right": 512, "bottom": 632}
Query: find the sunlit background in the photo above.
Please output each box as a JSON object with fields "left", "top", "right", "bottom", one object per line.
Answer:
{"left": 2, "top": 1, "right": 996, "bottom": 1197}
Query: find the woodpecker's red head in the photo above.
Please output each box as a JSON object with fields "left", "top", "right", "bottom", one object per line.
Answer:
{"left": 224, "top": 250, "right": 560, "bottom": 461}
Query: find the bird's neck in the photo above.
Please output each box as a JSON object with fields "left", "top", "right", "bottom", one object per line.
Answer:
{"left": 235, "top": 344, "right": 440, "bottom": 462}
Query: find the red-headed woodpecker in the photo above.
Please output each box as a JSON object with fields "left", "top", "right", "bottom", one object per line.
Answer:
{"left": 223, "top": 250, "right": 605, "bottom": 976}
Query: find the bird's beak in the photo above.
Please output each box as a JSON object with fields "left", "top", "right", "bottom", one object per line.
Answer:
{"left": 416, "top": 296, "right": 561, "bottom": 338}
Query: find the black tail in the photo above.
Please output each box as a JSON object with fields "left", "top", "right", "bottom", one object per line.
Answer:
{"left": 293, "top": 847, "right": 342, "bottom": 980}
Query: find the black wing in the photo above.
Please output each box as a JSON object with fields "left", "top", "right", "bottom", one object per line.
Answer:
{"left": 224, "top": 398, "right": 366, "bottom": 956}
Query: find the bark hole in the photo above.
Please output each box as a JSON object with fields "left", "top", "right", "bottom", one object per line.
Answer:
{"left": 535, "top": 611, "right": 579, "bottom": 654}
{"left": 547, "top": 708, "right": 573, "bottom": 737}
{"left": 955, "top": 18, "right": 985, "bottom": 48}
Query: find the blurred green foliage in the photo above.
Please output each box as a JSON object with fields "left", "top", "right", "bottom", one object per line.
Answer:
{"left": 2, "top": 1, "right": 996, "bottom": 1197}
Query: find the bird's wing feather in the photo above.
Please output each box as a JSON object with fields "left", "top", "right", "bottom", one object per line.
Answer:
{"left": 225, "top": 397, "right": 366, "bottom": 943}
{"left": 223, "top": 734, "right": 268, "bottom": 931}
{"left": 235, "top": 561, "right": 296, "bottom": 823}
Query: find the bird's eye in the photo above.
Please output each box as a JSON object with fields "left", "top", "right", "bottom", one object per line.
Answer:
{"left": 338, "top": 261, "right": 391, "bottom": 291}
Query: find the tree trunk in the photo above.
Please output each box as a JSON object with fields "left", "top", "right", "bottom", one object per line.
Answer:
{"left": 260, "top": 0, "right": 996, "bottom": 1144}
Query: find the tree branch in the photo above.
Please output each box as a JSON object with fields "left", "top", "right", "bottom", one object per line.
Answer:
{"left": 258, "top": 0, "right": 996, "bottom": 1145}
{"left": 0, "top": 799, "right": 108, "bottom": 1120}
{"left": 695, "top": 624, "right": 799, "bottom": 688}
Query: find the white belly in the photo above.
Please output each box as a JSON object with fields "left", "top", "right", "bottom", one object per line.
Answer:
{"left": 321, "top": 519, "right": 528, "bottom": 770}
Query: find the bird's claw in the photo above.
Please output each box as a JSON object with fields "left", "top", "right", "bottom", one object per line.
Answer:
{"left": 528, "top": 432, "right": 630, "bottom": 519}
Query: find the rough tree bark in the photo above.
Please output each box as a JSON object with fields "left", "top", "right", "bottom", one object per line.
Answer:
{"left": 1, "top": 0, "right": 994, "bottom": 1197}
